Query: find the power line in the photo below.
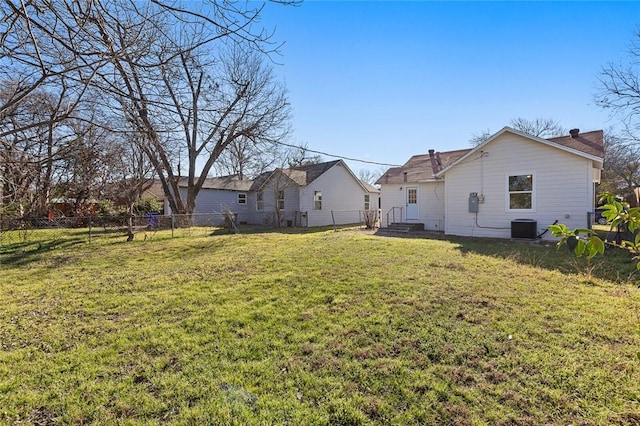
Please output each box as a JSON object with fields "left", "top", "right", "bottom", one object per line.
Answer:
{"left": 273, "top": 140, "right": 402, "bottom": 167}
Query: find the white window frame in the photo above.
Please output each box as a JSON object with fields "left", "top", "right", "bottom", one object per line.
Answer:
{"left": 314, "top": 191, "right": 322, "bottom": 210}
{"left": 237, "top": 193, "right": 247, "bottom": 205}
{"left": 277, "top": 190, "right": 285, "bottom": 210}
{"left": 364, "top": 194, "right": 370, "bottom": 210}
{"left": 256, "top": 192, "right": 263, "bottom": 211}
{"left": 506, "top": 172, "right": 535, "bottom": 212}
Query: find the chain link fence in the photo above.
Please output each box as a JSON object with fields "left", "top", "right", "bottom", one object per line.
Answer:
{"left": 0, "top": 213, "right": 239, "bottom": 255}
{"left": 0, "top": 210, "right": 380, "bottom": 258}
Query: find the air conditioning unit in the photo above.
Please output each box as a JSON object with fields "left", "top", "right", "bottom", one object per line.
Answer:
{"left": 511, "top": 219, "right": 537, "bottom": 239}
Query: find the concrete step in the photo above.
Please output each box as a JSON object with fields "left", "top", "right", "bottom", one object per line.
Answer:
{"left": 384, "top": 222, "right": 425, "bottom": 233}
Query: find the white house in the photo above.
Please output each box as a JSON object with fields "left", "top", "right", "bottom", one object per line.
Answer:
{"left": 165, "top": 160, "right": 380, "bottom": 228}
{"left": 377, "top": 127, "right": 604, "bottom": 240}
{"left": 250, "top": 160, "right": 380, "bottom": 227}
{"left": 163, "top": 175, "right": 253, "bottom": 225}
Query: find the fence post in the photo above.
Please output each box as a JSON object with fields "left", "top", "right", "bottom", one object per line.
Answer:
{"left": 88, "top": 216, "right": 92, "bottom": 243}
{"left": 171, "top": 214, "right": 175, "bottom": 238}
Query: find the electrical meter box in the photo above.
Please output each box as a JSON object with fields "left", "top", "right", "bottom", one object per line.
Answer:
{"left": 469, "top": 193, "right": 479, "bottom": 213}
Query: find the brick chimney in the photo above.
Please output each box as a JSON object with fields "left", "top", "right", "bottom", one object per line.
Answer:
{"left": 428, "top": 149, "right": 440, "bottom": 174}
{"left": 569, "top": 128, "right": 580, "bottom": 138}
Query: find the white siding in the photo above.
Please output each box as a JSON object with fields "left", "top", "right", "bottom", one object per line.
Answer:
{"left": 163, "top": 188, "right": 251, "bottom": 225}
{"left": 379, "top": 183, "right": 405, "bottom": 226}
{"left": 300, "top": 163, "right": 379, "bottom": 227}
{"left": 248, "top": 180, "right": 301, "bottom": 226}
{"left": 379, "top": 181, "right": 445, "bottom": 231}
{"left": 444, "top": 132, "right": 597, "bottom": 240}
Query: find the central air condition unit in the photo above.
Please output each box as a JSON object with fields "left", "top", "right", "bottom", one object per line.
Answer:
{"left": 511, "top": 219, "right": 537, "bottom": 239}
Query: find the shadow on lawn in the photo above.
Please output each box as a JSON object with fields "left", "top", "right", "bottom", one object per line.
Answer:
{"left": 375, "top": 229, "right": 640, "bottom": 284}
{"left": 0, "top": 237, "right": 88, "bottom": 267}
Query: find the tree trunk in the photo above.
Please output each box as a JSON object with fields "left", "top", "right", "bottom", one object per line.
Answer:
{"left": 126, "top": 204, "right": 135, "bottom": 242}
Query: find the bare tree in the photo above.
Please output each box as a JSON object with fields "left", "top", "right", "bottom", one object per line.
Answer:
{"left": 1, "top": 0, "right": 296, "bottom": 217}
{"left": 596, "top": 30, "right": 640, "bottom": 142}
{"left": 103, "top": 130, "right": 156, "bottom": 240}
{"left": 509, "top": 117, "right": 565, "bottom": 138}
{"left": 599, "top": 131, "right": 640, "bottom": 206}
{"left": 214, "top": 136, "right": 274, "bottom": 180}
{"left": 287, "top": 142, "right": 323, "bottom": 168}
{"left": 72, "top": 1, "right": 292, "bottom": 215}
{"left": 0, "top": 85, "right": 81, "bottom": 216}
{"left": 143, "top": 49, "right": 287, "bottom": 214}
{"left": 0, "top": 0, "right": 296, "bottom": 135}
{"left": 357, "top": 168, "right": 384, "bottom": 186}
{"left": 469, "top": 129, "right": 493, "bottom": 147}
{"left": 470, "top": 118, "right": 565, "bottom": 146}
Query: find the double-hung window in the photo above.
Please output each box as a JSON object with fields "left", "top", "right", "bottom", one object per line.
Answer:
{"left": 256, "top": 192, "right": 263, "bottom": 210}
{"left": 364, "top": 194, "right": 370, "bottom": 210}
{"left": 277, "top": 190, "right": 285, "bottom": 210}
{"left": 237, "top": 193, "right": 247, "bottom": 205}
{"left": 314, "top": 191, "right": 322, "bottom": 210}
{"left": 507, "top": 174, "right": 534, "bottom": 211}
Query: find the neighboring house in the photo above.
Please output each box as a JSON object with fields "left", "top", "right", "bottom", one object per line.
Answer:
{"left": 250, "top": 160, "right": 380, "bottom": 227}
{"left": 164, "top": 160, "right": 380, "bottom": 227}
{"left": 163, "top": 175, "right": 253, "bottom": 225}
{"left": 377, "top": 127, "right": 604, "bottom": 240}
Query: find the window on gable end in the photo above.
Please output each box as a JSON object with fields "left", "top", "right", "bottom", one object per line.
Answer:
{"left": 256, "top": 192, "right": 263, "bottom": 210}
{"left": 507, "top": 174, "right": 534, "bottom": 210}
{"left": 277, "top": 190, "right": 285, "bottom": 210}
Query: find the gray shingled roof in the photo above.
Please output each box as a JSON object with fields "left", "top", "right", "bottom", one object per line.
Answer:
{"left": 187, "top": 160, "right": 377, "bottom": 193}
{"left": 250, "top": 160, "right": 345, "bottom": 191}
{"left": 177, "top": 175, "right": 253, "bottom": 191}
{"left": 291, "top": 160, "right": 342, "bottom": 184}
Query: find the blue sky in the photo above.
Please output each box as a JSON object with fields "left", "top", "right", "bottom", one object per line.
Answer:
{"left": 258, "top": 1, "right": 640, "bottom": 176}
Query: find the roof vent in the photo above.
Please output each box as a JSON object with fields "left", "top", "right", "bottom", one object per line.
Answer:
{"left": 569, "top": 128, "right": 580, "bottom": 138}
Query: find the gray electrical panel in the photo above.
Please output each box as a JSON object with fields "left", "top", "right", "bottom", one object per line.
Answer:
{"left": 469, "top": 193, "right": 479, "bottom": 213}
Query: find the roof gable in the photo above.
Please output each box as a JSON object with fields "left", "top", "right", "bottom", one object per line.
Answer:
{"left": 291, "top": 160, "right": 341, "bottom": 184}
{"left": 435, "top": 127, "right": 604, "bottom": 177}
{"left": 250, "top": 159, "right": 378, "bottom": 193}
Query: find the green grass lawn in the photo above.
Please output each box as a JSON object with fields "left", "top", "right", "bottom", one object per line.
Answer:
{"left": 1, "top": 228, "right": 639, "bottom": 425}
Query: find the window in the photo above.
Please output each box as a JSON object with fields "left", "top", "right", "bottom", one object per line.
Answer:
{"left": 364, "top": 194, "right": 370, "bottom": 210}
{"left": 237, "top": 193, "right": 247, "bottom": 205}
{"left": 314, "top": 191, "right": 322, "bottom": 210}
{"left": 277, "top": 190, "right": 285, "bottom": 210}
{"left": 508, "top": 174, "right": 534, "bottom": 210}
{"left": 256, "top": 192, "right": 263, "bottom": 210}
{"left": 407, "top": 188, "right": 417, "bottom": 204}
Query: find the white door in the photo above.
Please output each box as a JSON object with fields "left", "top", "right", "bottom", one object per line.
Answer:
{"left": 406, "top": 187, "right": 418, "bottom": 221}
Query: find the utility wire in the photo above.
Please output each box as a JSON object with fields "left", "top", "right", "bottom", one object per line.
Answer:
{"left": 4, "top": 140, "right": 404, "bottom": 168}
{"left": 273, "top": 140, "right": 402, "bottom": 167}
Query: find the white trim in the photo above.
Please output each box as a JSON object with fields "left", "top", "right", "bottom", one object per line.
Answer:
{"left": 256, "top": 191, "right": 263, "bottom": 211}
{"left": 314, "top": 190, "right": 322, "bottom": 210}
{"left": 505, "top": 172, "right": 536, "bottom": 212}
{"left": 405, "top": 186, "right": 419, "bottom": 220}
{"left": 436, "top": 127, "right": 603, "bottom": 177}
